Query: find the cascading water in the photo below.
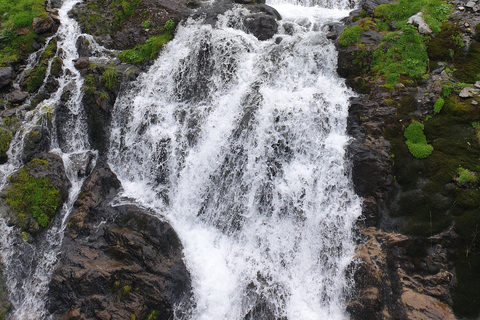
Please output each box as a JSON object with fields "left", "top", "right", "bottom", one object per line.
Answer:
{"left": 0, "top": 0, "right": 105, "bottom": 318}
{"left": 108, "top": 1, "right": 361, "bottom": 319}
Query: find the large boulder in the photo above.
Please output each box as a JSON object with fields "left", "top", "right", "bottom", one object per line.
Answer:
{"left": 243, "top": 4, "right": 280, "bottom": 40}
{"left": 47, "top": 162, "right": 192, "bottom": 319}
{"left": 32, "top": 16, "right": 55, "bottom": 34}
{"left": 0, "top": 67, "right": 15, "bottom": 89}
{"left": 21, "top": 126, "right": 51, "bottom": 163}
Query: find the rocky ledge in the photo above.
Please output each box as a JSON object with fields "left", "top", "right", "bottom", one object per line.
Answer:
{"left": 47, "top": 161, "right": 192, "bottom": 320}
{"left": 340, "top": 0, "right": 480, "bottom": 318}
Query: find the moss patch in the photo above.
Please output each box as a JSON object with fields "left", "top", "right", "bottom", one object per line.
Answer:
{"left": 119, "top": 32, "right": 172, "bottom": 65}
{"left": 5, "top": 163, "right": 60, "bottom": 228}
{"left": 404, "top": 121, "right": 433, "bottom": 159}
{"left": 0, "top": 0, "right": 48, "bottom": 65}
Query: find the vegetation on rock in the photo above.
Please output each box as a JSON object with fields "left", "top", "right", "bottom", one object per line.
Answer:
{"left": 119, "top": 29, "right": 173, "bottom": 64}
{"left": 0, "top": 0, "right": 48, "bottom": 65}
{"left": 5, "top": 161, "right": 60, "bottom": 228}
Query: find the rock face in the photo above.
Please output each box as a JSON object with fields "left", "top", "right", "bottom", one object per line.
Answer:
{"left": 0, "top": 67, "right": 14, "bottom": 89}
{"left": 47, "top": 162, "right": 192, "bottom": 320}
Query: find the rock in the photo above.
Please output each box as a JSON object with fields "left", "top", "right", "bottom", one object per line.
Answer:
{"left": 74, "top": 57, "right": 89, "bottom": 70}
{"left": 407, "top": 12, "right": 433, "bottom": 35}
{"left": 458, "top": 6, "right": 465, "bottom": 11}
{"left": 472, "top": 99, "right": 479, "bottom": 105}
{"left": 474, "top": 80, "right": 480, "bottom": 89}
{"left": 0, "top": 67, "right": 15, "bottom": 89}
{"left": 32, "top": 16, "right": 55, "bottom": 34}
{"left": 401, "top": 289, "right": 456, "bottom": 320}
{"left": 244, "top": 5, "right": 281, "bottom": 40}
{"left": 466, "top": 1, "right": 476, "bottom": 8}
{"left": 360, "top": 29, "right": 383, "bottom": 44}
{"left": 6, "top": 90, "right": 28, "bottom": 104}
{"left": 360, "top": 0, "right": 396, "bottom": 14}
{"left": 22, "top": 126, "right": 51, "bottom": 163}
{"left": 459, "top": 86, "right": 476, "bottom": 98}
{"left": 47, "top": 162, "right": 192, "bottom": 319}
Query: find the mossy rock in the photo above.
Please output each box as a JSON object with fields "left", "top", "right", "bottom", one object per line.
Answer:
{"left": 0, "top": 129, "right": 12, "bottom": 164}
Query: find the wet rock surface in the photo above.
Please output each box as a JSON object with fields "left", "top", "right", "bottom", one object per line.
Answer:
{"left": 341, "top": 0, "right": 480, "bottom": 318}
{"left": 47, "top": 162, "right": 192, "bottom": 320}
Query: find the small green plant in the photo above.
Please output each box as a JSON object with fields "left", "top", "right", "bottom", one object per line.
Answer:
{"left": 165, "top": 19, "right": 175, "bottom": 31}
{"left": 26, "top": 64, "right": 48, "bottom": 93}
{"left": 85, "top": 74, "right": 96, "bottom": 87}
{"left": 119, "top": 33, "right": 173, "bottom": 64}
{"left": 5, "top": 166, "right": 60, "bottom": 228}
{"left": 456, "top": 167, "right": 478, "bottom": 184}
{"left": 101, "top": 67, "right": 118, "bottom": 90}
{"left": 142, "top": 20, "right": 150, "bottom": 29}
{"left": 404, "top": 121, "right": 434, "bottom": 158}
{"left": 146, "top": 310, "right": 160, "bottom": 320}
{"left": 442, "top": 84, "right": 454, "bottom": 97}
{"left": 434, "top": 97, "right": 444, "bottom": 114}
{"left": 121, "top": 285, "right": 131, "bottom": 296}
{"left": 0, "top": 129, "right": 12, "bottom": 162}
{"left": 99, "top": 91, "right": 108, "bottom": 100}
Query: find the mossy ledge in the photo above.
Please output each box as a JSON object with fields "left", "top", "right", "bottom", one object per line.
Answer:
{"left": 339, "top": 0, "right": 480, "bottom": 318}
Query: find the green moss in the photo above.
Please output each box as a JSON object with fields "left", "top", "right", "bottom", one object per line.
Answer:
{"left": 454, "top": 42, "right": 480, "bottom": 83}
{"left": 146, "top": 310, "right": 160, "bottom": 320}
{"left": 0, "top": 0, "right": 48, "bottom": 65}
{"left": 456, "top": 167, "right": 478, "bottom": 184}
{"left": 338, "top": 19, "right": 375, "bottom": 47}
{"left": 404, "top": 121, "right": 433, "bottom": 158}
{"left": 433, "top": 97, "right": 444, "bottom": 114}
{"left": 51, "top": 57, "right": 62, "bottom": 77}
{"left": 164, "top": 19, "right": 175, "bottom": 31}
{"left": 42, "top": 40, "right": 56, "bottom": 60}
{"left": 101, "top": 67, "right": 118, "bottom": 90}
{"left": 5, "top": 166, "right": 60, "bottom": 228}
{"left": 372, "top": 25, "right": 428, "bottom": 86}
{"left": 119, "top": 32, "right": 172, "bottom": 64}
{"left": 374, "top": 0, "right": 452, "bottom": 33}
{"left": 26, "top": 63, "right": 47, "bottom": 93}
{"left": 0, "top": 129, "right": 12, "bottom": 163}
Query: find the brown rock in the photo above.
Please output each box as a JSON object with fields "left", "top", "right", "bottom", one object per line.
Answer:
{"left": 74, "top": 57, "right": 89, "bottom": 70}
{"left": 6, "top": 90, "right": 28, "bottom": 103}
{"left": 32, "top": 16, "right": 55, "bottom": 34}
{"left": 401, "top": 289, "right": 456, "bottom": 320}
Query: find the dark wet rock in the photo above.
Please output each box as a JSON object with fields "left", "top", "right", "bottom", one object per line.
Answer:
{"left": 244, "top": 5, "right": 280, "bottom": 40}
{"left": 47, "top": 162, "right": 192, "bottom": 320}
{"left": 74, "top": 57, "right": 90, "bottom": 70}
{"left": 21, "top": 126, "right": 51, "bottom": 163}
{"left": 76, "top": 36, "right": 93, "bottom": 57}
{"left": 32, "top": 16, "right": 55, "bottom": 34}
{"left": 70, "top": 0, "right": 190, "bottom": 50}
{"left": 6, "top": 90, "right": 28, "bottom": 104}
{"left": 0, "top": 67, "right": 15, "bottom": 89}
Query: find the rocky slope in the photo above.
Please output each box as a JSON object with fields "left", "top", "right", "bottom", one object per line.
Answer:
{"left": 338, "top": 0, "right": 480, "bottom": 318}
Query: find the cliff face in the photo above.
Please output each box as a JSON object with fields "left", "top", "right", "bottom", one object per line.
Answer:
{"left": 339, "top": 0, "right": 480, "bottom": 318}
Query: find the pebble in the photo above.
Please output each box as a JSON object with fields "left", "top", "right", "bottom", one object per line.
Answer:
{"left": 472, "top": 100, "right": 479, "bottom": 105}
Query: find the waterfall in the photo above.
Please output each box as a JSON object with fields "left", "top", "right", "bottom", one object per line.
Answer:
{"left": 0, "top": 0, "right": 361, "bottom": 318}
{"left": 0, "top": 0, "right": 104, "bottom": 318}
{"left": 108, "top": 2, "right": 361, "bottom": 319}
